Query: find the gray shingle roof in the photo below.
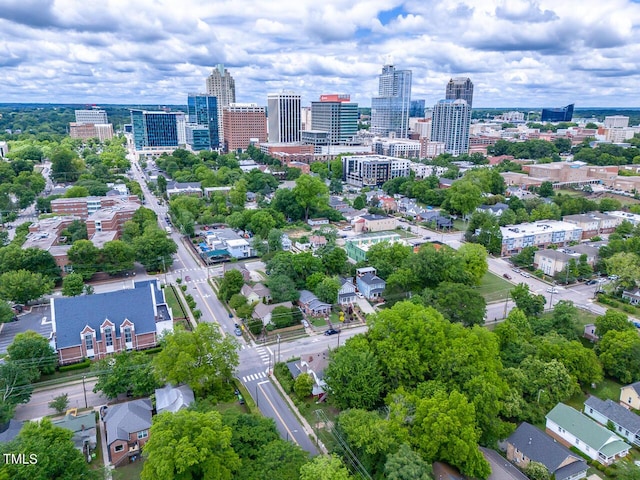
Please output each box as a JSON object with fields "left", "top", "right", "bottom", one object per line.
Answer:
{"left": 359, "top": 272, "right": 385, "bottom": 286}
{"left": 0, "top": 419, "right": 23, "bottom": 443}
{"left": 52, "top": 282, "right": 162, "bottom": 349}
{"left": 104, "top": 398, "right": 152, "bottom": 446}
{"left": 626, "top": 381, "right": 640, "bottom": 396}
{"left": 507, "top": 422, "right": 586, "bottom": 480}
{"left": 584, "top": 396, "right": 640, "bottom": 434}
{"left": 155, "top": 384, "right": 195, "bottom": 414}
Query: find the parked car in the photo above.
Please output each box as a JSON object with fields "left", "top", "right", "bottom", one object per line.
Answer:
{"left": 356, "top": 292, "right": 364, "bottom": 298}
{"left": 324, "top": 329, "right": 340, "bottom": 336}
{"left": 512, "top": 268, "right": 521, "bottom": 273}
{"left": 234, "top": 326, "right": 242, "bottom": 336}
{"left": 633, "top": 322, "right": 640, "bottom": 329}
{"left": 503, "top": 273, "right": 512, "bottom": 280}
{"left": 608, "top": 275, "right": 620, "bottom": 280}
{"left": 520, "top": 271, "right": 531, "bottom": 278}
{"left": 586, "top": 279, "right": 598, "bottom": 285}
{"left": 301, "top": 320, "right": 309, "bottom": 328}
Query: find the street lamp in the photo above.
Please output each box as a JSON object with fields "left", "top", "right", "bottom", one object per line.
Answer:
{"left": 277, "top": 334, "right": 281, "bottom": 364}
{"left": 255, "top": 384, "right": 259, "bottom": 408}
{"left": 537, "top": 388, "right": 545, "bottom": 403}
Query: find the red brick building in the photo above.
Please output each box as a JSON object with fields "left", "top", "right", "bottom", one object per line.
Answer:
{"left": 104, "top": 399, "right": 152, "bottom": 467}
{"left": 222, "top": 104, "right": 267, "bottom": 152}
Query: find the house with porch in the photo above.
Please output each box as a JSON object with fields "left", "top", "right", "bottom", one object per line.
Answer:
{"left": 298, "top": 290, "right": 331, "bottom": 316}
{"left": 286, "top": 350, "right": 329, "bottom": 401}
{"left": 506, "top": 422, "right": 588, "bottom": 480}
{"left": 252, "top": 301, "right": 293, "bottom": 325}
{"left": 356, "top": 268, "right": 386, "bottom": 300}
{"left": 155, "top": 384, "right": 195, "bottom": 414}
{"left": 241, "top": 283, "right": 272, "bottom": 304}
{"left": 104, "top": 398, "right": 152, "bottom": 467}
{"left": 546, "top": 403, "right": 630, "bottom": 465}
{"left": 338, "top": 278, "right": 357, "bottom": 305}
{"left": 53, "top": 410, "right": 97, "bottom": 461}
{"left": 584, "top": 396, "right": 640, "bottom": 447}
{"left": 51, "top": 280, "right": 173, "bottom": 365}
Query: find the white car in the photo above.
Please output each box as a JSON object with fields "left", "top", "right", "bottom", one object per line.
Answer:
{"left": 546, "top": 287, "right": 559, "bottom": 294}
{"left": 356, "top": 292, "right": 364, "bottom": 298}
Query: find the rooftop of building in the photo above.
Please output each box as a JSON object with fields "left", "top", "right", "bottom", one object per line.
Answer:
{"left": 501, "top": 220, "right": 582, "bottom": 237}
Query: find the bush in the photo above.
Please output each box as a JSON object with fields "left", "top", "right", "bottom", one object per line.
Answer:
{"left": 274, "top": 362, "right": 294, "bottom": 394}
{"left": 247, "top": 319, "right": 263, "bottom": 335}
{"left": 181, "top": 285, "right": 187, "bottom": 292}
{"left": 143, "top": 346, "right": 163, "bottom": 355}
{"left": 58, "top": 359, "right": 91, "bottom": 372}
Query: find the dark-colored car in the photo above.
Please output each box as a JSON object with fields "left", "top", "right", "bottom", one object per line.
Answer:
{"left": 586, "top": 279, "right": 598, "bottom": 285}
{"left": 503, "top": 273, "right": 512, "bottom": 280}
{"left": 324, "top": 329, "right": 340, "bottom": 336}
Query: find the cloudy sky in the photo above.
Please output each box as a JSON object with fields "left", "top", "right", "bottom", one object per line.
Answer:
{"left": 1, "top": 0, "right": 640, "bottom": 108}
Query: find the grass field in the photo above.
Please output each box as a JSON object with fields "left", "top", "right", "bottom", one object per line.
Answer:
{"left": 566, "top": 377, "right": 623, "bottom": 411}
{"left": 112, "top": 459, "right": 144, "bottom": 480}
{"left": 476, "top": 272, "right": 514, "bottom": 303}
{"left": 164, "top": 286, "right": 186, "bottom": 318}
{"left": 538, "top": 307, "right": 599, "bottom": 328}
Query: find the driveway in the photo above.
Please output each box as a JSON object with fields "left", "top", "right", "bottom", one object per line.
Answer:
{"left": 356, "top": 298, "right": 376, "bottom": 315}
{"left": 0, "top": 305, "right": 52, "bottom": 354}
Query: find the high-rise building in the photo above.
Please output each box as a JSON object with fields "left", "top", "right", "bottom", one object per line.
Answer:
{"left": 130, "top": 110, "right": 180, "bottom": 150}
{"left": 445, "top": 77, "right": 474, "bottom": 108}
{"left": 267, "top": 93, "right": 301, "bottom": 143}
{"left": 371, "top": 64, "right": 412, "bottom": 138}
{"left": 410, "top": 100, "right": 426, "bottom": 118}
{"left": 187, "top": 94, "right": 219, "bottom": 149}
{"left": 75, "top": 109, "right": 108, "bottom": 125}
{"left": 430, "top": 99, "right": 471, "bottom": 156}
{"left": 604, "top": 116, "right": 630, "bottom": 129}
{"left": 223, "top": 103, "right": 267, "bottom": 152}
{"left": 342, "top": 155, "right": 410, "bottom": 187}
{"left": 541, "top": 104, "right": 574, "bottom": 122}
{"left": 205, "top": 64, "right": 236, "bottom": 144}
{"left": 310, "top": 94, "right": 358, "bottom": 144}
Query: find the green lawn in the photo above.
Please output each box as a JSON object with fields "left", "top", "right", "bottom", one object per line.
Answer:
{"left": 538, "top": 307, "right": 599, "bottom": 328}
{"left": 566, "top": 377, "right": 623, "bottom": 411}
{"left": 112, "top": 459, "right": 144, "bottom": 480}
{"left": 476, "top": 272, "right": 514, "bottom": 303}
{"left": 163, "top": 286, "right": 186, "bottom": 318}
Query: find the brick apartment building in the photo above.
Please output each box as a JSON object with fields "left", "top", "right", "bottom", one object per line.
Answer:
{"left": 51, "top": 195, "right": 141, "bottom": 219}
{"left": 222, "top": 103, "right": 267, "bottom": 152}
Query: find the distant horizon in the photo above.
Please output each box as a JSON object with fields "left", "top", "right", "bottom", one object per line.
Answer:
{"left": 2, "top": 102, "right": 640, "bottom": 112}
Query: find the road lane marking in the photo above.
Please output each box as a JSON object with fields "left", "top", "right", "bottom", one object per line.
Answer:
{"left": 256, "top": 381, "right": 298, "bottom": 445}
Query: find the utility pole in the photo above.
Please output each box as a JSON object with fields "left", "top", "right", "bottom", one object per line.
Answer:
{"left": 82, "top": 375, "right": 88, "bottom": 409}
{"left": 277, "top": 334, "right": 281, "bottom": 364}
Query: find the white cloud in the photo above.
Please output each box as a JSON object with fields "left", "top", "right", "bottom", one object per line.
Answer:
{"left": 0, "top": 0, "right": 639, "bottom": 106}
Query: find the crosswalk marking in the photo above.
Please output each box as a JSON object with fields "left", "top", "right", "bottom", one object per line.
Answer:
{"left": 241, "top": 371, "right": 267, "bottom": 382}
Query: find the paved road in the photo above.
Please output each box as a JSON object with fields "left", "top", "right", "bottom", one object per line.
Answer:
{"left": 0, "top": 305, "right": 52, "bottom": 354}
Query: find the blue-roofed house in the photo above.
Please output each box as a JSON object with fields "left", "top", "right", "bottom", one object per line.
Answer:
{"left": 356, "top": 269, "right": 386, "bottom": 300}
{"left": 51, "top": 280, "right": 173, "bottom": 365}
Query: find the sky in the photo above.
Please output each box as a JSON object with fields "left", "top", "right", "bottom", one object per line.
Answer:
{"left": 1, "top": 0, "right": 640, "bottom": 108}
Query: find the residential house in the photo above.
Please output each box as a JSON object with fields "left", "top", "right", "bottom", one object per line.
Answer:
{"left": 51, "top": 280, "right": 173, "bottom": 365}
{"left": 155, "top": 384, "right": 195, "bottom": 414}
{"left": 281, "top": 234, "right": 292, "bottom": 251}
{"left": 298, "top": 290, "right": 332, "bottom": 316}
{"left": 345, "top": 232, "right": 402, "bottom": 262}
{"left": 165, "top": 181, "right": 202, "bottom": 198}
{"left": 53, "top": 410, "right": 97, "bottom": 460}
{"left": 584, "top": 324, "right": 599, "bottom": 342}
{"left": 354, "top": 214, "right": 398, "bottom": 233}
{"left": 621, "top": 381, "right": 640, "bottom": 410}
{"left": 104, "top": 398, "right": 152, "bottom": 467}
{"left": 240, "top": 283, "right": 272, "bottom": 304}
{"left": 286, "top": 350, "right": 329, "bottom": 400}
{"left": 622, "top": 288, "right": 640, "bottom": 305}
{"left": 309, "top": 235, "right": 328, "bottom": 251}
{"left": 205, "top": 229, "right": 252, "bottom": 259}
{"left": 307, "top": 218, "right": 329, "bottom": 227}
{"left": 477, "top": 202, "right": 510, "bottom": 216}
{"left": 506, "top": 422, "right": 588, "bottom": 480}
{"left": 356, "top": 269, "right": 386, "bottom": 300}
{"left": 338, "top": 278, "right": 357, "bottom": 305}
{"left": 584, "top": 396, "right": 640, "bottom": 447}
{"left": 223, "top": 263, "right": 251, "bottom": 282}
{"left": 252, "top": 301, "right": 293, "bottom": 326}
{"left": 534, "top": 249, "right": 572, "bottom": 276}
{"left": 545, "top": 403, "right": 630, "bottom": 465}
{"left": 421, "top": 211, "right": 453, "bottom": 229}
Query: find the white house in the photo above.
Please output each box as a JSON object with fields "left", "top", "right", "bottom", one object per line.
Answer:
{"left": 338, "top": 279, "right": 357, "bottom": 305}
{"left": 584, "top": 396, "right": 640, "bottom": 447}
{"left": 546, "top": 403, "right": 630, "bottom": 465}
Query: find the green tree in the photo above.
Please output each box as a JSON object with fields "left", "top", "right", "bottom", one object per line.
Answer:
{"left": 271, "top": 305, "right": 294, "bottom": 329}
{"left": 101, "top": 240, "right": 135, "bottom": 275}
{"left": 48, "top": 394, "right": 69, "bottom": 414}
{"left": 353, "top": 195, "right": 366, "bottom": 210}
{"left": 243, "top": 439, "right": 309, "bottom": 480}
{"left": 314, "top": 277, "right": 340, "bottom": 304}
{"left": 294, "top": 372, "right": 314, "bottom": 400}
{"left": 321, "top": 247, "right": 348, "bottom": 276}
{"left": 525, "top": 461, "right": 550, "bottom": 480}
{"left": 536, "top": 334, "right": 603, "bottom": 388}
{"left": 510, "top": 246, "right": 537, "bottom": 268}
{"left": 598, "top": 329, "right": 640, "bottom": 384}
{"left": 219, "top": 269, "right": 245, "bottom": 302}
{"left": 7, "top": 330, "right": 57, "bottom": 377}
{"left": 229, "top": 293, "right": 248, "bottom": 311}
{"left": 133, "top": 227, "right": 177, "bottom": 272}
{"left": 605, "top": 252, "right": 640, "bottom": 290}
{"left": 595, "top": 309, "right": 634, "bottom": 338}
{"left": 92, "top": 351, "right": 158, "bottom": 399}
{"left": 0, "top": 361, "right": 36, "bottom": 424}
{"left": 157, "top": 174, "right": 167, "bottom": 194}
{"left": 219, "top": 411, "right": 279, "bottom": 461}
{"left": 443, "top": 181, "right": 483, "bottom": 218}
{"left": 365, "top": 242, "right": 413, "bottom": 279}
{"left": 426, "top": 282, "right": 486, "bottom": 327}
{"left": 411, "top": 389, "right": 490, "bottom": 479}
{"left": 153, "top": 323, "right": 239, "bottom": 397}
{"left": 384, "top": 443, "right": 432, "bottom": 480}
{"left": 456, "top": 243, "right": 488, "bottom": 286}
{"left": 548, "top": 300, "right": 581, "bottom": 340}
{"left": 510, "top": 283, "right": 546, "bottom": 317}
{"left": 141, "top": 409, "right": 241, "bottom": 480}
{"left": 61, "top": 273, "right": 84, "bottom": 297}
{"left": 300, "top": 455, "right": 352, "bottom": 480}
{"left": 268, "top": 274, "right": 300, "bottom": 303}
{"left": 0, "top": 301, "right": 14, "bottom": 324}
{"left": 538, "top": 181, "right": 554, "bottom": 198}
{"left": 293, "top": 174, "right": 329, "bottom": 221}
{"left": 67, "top": 239, "right": 100, "bottom": 280}
{"left": 324, "top": 336, "right": 385, "bottom": 410}
{"left": 0, "top": 418, "right": 92, "bottom": 480}
{"left": 0, "top": 269, "right": 53, "bottom": 305}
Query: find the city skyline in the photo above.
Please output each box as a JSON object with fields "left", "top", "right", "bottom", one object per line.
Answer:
{"left": 1, "top": 0, "right": 639, "bottom": 107}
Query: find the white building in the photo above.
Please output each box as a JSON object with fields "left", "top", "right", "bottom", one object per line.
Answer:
{"left": 500, "top": 220, "right": 583, "bottom": 256}
{"left": 75, "top": 109, "right": 108, "bottom": 124}
{"left": 604, "top": 116, "right": 629, "bottom": 128}
{"left": 267, "top": 92, "right": 301, "bottom": 143}
{"left": 430, "top": 99, "right": 471, "bottom": 156}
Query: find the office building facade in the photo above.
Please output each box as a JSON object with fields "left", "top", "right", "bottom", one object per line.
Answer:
{"left": 222, "top": 103, "right": 267, "bottom": 152}
{"left": 205, "top": 64, "right": 236, "bottom": 144}
{"left": 541, "top": 104, "right": 574, "bottom": 122}
{"left": 310, "top": 94, "right": 358, "bottom": 144}
{"left": 445, "top": 78, "right": 474, "bottom": 108}
{"left": 267, "top": 93, "right": 301, "bottom": 143}
{"left": 130, "top": 110, "right": 179, "bottom": 150}
{"left": 187, "top": 94, "right": 219, "bottom": 149}
{"left": 371, "top": 64, "right": 412, "bottom": 138}
{"left": 342, "top": 154, "right": 410, "bottom": 187}
{"left": 410, "top": 100, "right": 426, "bottom": 118}
{"left": 75, "top": 109, "right": 108, "bottom": 125}
{"left": 430, "top": 99, "right": 471, "bottom": 156}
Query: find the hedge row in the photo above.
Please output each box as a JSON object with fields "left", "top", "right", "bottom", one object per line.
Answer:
{"left": 58, "top": 359, "right": 91, "bottom": 372}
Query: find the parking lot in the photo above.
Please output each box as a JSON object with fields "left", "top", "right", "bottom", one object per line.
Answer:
{"left": 0, "top": 305, "right": 53, "bottom": 354}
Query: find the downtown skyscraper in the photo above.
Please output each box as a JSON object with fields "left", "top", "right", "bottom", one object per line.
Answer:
{"left": 205, "top": 64, "right": 236, "bottom": 146}
{"left": 187, "top": 94, "right": 219, "bottom": 150}
{"left": 430, "top": 77, "right": 473, "bottom": 156}
{"left": 267, "top": 92, "right": 301, "bottom": 143}
{"left": 311, "top": 94, "right": 358, "bottom": 144}
{"left": 370, "top": 64, "right": 412, "bottom": 138}
{"left": 445, "top": 77, "right": 474, "bottom": 108}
